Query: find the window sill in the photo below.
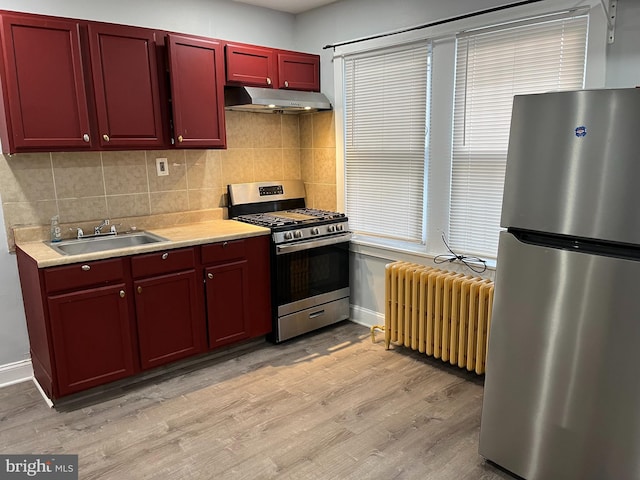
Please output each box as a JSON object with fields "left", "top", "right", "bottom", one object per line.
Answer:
{"left": 349, "top": 234, "right": 496, "bottom": 277}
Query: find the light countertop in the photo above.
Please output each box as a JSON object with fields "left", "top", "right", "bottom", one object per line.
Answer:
{"left": 17, "top": 220, "right": 270, "bottom": 268}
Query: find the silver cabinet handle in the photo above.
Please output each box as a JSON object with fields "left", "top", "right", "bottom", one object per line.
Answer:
{"left": 222, "top": 241, "right": 228, "bottom": 248}
{"left": 284, "top": 80, "right": 289, "bottom": 88}
{"left": 162, "top": 253, "right": 169, "bottom": 260}
{"left": 266, "top": 77, "right": 272, "bottom": 85}
{"left": 81, "top": 265, "right": 91, "bottom": 271}
{"left": 207, "top": 273, "right": 214, "bottom": 279}
{"left": 102, "top": 134, "right": 110, "bottom": 142}
{"left": 137, "top": 286, "right": 143, "bottom": 294}
{"left": 119, "top": 290, "right": 125, "bottom": 298}
{"left": 83, "top": 133, "right": 90, "bottom": 142}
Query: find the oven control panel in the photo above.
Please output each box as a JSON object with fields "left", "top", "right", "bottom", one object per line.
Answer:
{"left": 272, "top": 220, "right": 350, "bottom": 244}
{"left": 259, "top": 185, "right": 284, "bottom": 196}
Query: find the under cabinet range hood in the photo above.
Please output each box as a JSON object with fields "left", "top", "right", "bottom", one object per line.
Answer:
{"left": 224, "top": 86, "right": 332, "bottom": 113}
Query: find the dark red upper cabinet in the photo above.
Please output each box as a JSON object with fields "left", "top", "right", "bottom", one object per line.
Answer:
{"left": 225, "top": 43, "right": 276, "bottom": 88}
{"left": 277, "top": 52, "right": 320, "bottom": 91}
{"left": 167, "top": 34, "right": 226, "bottom": 148}
{"left": 88, "top": 23, "right": 165, "bottom": 148}
{"left": 0, "top": 14, "right": 92, "bottom": 152}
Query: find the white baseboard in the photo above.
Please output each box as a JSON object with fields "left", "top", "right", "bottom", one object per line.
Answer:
{"left": 349, "top": 304, "right": 384, "bottom": 329}
{"left": 0, "top": 359, "right": 33, "bottom": 388}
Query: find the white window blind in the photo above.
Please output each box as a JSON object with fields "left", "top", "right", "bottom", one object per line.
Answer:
{"left": 344, "top": 44, "right": 430, "bottom": 243}
{"left": 450, "top": 14, "right": 588, "bottom": 258}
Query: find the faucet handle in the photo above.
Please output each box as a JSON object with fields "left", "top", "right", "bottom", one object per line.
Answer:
{"left": 110, "top": 223, "right": 122, "bottom": 234}
{"left": 69, "top": 227, "right": 84, "bottom": 239}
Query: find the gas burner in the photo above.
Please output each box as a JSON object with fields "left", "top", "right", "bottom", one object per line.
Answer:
{"left": 234, "top": 213, "right": 297, "bottom": 228}
{"left": 287, "top": 208, "right": 346, "bottom": 220}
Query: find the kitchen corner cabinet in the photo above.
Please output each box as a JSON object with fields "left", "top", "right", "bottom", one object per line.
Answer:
{"left": 167, "top": 34, "right": 226, "bottom": 148}
{"left": 225, "top": 43, "right": 320, "bottom": 93}
{"left": 0, "top": 14, "right": 92, "bottom": 152}
{"left": 131, "top": 248, "right": 205, "bottom": 370}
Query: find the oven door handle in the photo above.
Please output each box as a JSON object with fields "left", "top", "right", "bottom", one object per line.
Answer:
{"left": 276, "top": 233, "right": 352, "bottom": 255}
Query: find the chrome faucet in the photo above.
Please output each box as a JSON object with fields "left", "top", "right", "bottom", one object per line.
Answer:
{"left": 94, "top": 219, "right": 110, "bottom": 235}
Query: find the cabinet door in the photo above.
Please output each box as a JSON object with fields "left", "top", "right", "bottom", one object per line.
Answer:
{"left": 0, "top": 14, "right": 91, "bottom": 151}
{"left": 167, "top": 34, "right": 226, "bottom": 148}
{"left": 225, "top": 43, "right": 275, "bottom": 88}
{"left": 48, "top": 283, "right": 134, "bottom": 397}
{"left": 205, "top": 260, "right": 250, "bottom": 349}
{"left": 88, "top": 23, "right": 165, "bottom": 148}
{"left": 134, "top": 270, "right": 204, "bottom": 370}
{"left": 277, "top": 52, "right": 320, "bottom": 91}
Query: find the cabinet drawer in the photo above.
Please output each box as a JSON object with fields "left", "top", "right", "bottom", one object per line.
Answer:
{"left": 44, "top": 258, "right": 125, "bottom": 293}
{"left": 201, "top": 239, "right": 246, "bottom": 264}
{"left": 131, "top": 247, "right": 195, "bottom": 278}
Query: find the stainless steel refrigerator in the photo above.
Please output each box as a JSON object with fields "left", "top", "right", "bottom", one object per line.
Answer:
{"left": 479, "top": 88, "right": 640, "bottom": 480}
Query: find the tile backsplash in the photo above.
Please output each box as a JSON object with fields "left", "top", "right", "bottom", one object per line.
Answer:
{"left": 0, "top": 110, "right": 337, "bottom": 246}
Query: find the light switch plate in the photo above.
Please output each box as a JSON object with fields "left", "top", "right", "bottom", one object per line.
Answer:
{"left": 156, "top": 158, "right": 169, "bottom": 176}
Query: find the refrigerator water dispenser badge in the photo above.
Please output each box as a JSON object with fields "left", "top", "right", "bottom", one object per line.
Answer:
{"left": 575, "top": 125, "right": 587, "bottom": 137}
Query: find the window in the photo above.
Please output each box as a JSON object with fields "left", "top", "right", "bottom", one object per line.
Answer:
{"left": 344, "top": 43, "right": 430, "bottom": 244}
{"left": 449, "top": 14, "right": 589, "bottom": 258}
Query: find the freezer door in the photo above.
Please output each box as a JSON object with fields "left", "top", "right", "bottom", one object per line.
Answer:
{"left": 501, "top": 88, "right": 640, "bottom": 244}
{"left": 480, "top": 231, "right": 640, "bottom": 480}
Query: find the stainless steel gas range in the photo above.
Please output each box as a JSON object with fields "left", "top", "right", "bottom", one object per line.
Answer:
{"left": 228, "top": 180, "right": 351, "bottom": 343}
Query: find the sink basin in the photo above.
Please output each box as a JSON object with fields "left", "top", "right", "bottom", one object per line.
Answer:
{"left": 48, "top": 232, "right": 169, "bottom": 256}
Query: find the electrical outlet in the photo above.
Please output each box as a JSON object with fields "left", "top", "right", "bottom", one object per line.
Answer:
{"left": 156, "top": 158, "right": 169, "bottom": 176}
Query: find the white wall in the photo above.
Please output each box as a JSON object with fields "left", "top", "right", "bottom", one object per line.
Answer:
{"left": 606, "top": 0, "right": 640, "bottom": 87}
{"left": 0, "top": 0, "right": 295, "bottom": 48}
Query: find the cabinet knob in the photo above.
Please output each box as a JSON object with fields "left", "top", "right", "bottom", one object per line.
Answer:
{"left": 207, "top": 273, "right": 214, "bottom": 279}
{"left": 82, "top": 133, "right": 90, "bottom": 142}
{"left": 162, "top": 253, "right": 169, "bottom": 260}
{"left": 178, "top": 135, "right": 184, "bottom": 143}
{"left": 223, "top": 241, "right": 228, "bottom": 248}
{"left": 137, "top": 286, "right": 142, "bottom": 294}
{"left": 120, "top": 290, "right": 126, "bottom": 298}
{"left": 284, "top": 80, "right": 289, "bottom": 88}
{"left": 81, "top": 265, "right": 91, "bottom": 271}
{"left": 103, "top": 134, "right": 110, "bottom": 142}
{"left": 266, "top": 77, "right": 272, "bottom": 85}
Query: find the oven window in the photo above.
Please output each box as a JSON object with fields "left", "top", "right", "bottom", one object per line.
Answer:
{"left": 275, "top": 242, "right": 349, "bottom": 306}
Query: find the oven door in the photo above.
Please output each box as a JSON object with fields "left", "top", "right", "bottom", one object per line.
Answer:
{"left": 273, "top": 233, "right": 351, "bottom": 341}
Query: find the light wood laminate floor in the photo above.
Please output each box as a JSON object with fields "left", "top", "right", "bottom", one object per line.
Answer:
{"left": 0, "top": 322, "right": 517, "bottom": 479}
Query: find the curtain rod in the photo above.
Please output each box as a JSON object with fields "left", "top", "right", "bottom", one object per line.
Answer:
{"left": 322, "top": 0, "right": 546, "bottom": 50}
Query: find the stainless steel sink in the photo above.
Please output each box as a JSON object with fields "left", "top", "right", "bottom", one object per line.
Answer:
{"left": 48, "top": 231, "right": 169, "bottom": 256}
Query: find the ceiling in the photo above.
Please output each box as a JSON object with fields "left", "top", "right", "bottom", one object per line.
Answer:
{"left": 232, "top": 0, "right": 338, "bottom": 14}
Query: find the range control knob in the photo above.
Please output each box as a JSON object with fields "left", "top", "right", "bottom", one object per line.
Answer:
{"left": 294, "top": 230, "right": 303, "bottom": 239}
{"left": 336, "top": 224, "right": 344, "bottom": 231}
{"left": 328, "top": 225, "right": 336, "bottom": 233}
{"left": 311, "top": 227, "right": 319, "bottom": 235}
{"left": 284, "top": 231, "right": 294, "bottom": 240}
